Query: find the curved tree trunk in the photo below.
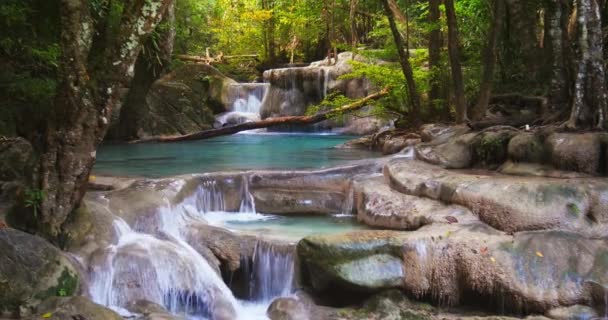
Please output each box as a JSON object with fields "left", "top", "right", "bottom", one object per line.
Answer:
{"left": 470, "top": 0, "right": 505, "bottom": 121}
{"left": 28, "top": 0, "right": 172, "bottom": 240}
{"left": 382, "top": 0, "right": 421, "bottom": 123}
{"left": 444, "top": 0, "right": 467, "bottom": 123}
{"left": 566, "top": 0, "right": 607, "bottom": 129}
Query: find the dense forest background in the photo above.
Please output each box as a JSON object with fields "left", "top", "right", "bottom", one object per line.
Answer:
{"left": 2, "top": 0, "right": 608, "bottom": 239}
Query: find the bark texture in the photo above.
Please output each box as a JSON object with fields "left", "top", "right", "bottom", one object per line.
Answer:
{"left": 566, "top": 0, "right": 608, "bottom": 129}
{"left": 32, "top": 0, "right": 172, "bottom": 239}
{"left": 544, "top": 0, "right": 572, "bottom": 114}
{"left": 444, "top": 0, "right": 467, "bottom": 123}
{"left": 382, "top": 0, "right": 421, "bottom": 123}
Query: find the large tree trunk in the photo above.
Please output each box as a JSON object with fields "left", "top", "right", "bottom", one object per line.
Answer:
{"left": 470, "top": 0, "right": 505, "bottom": 120}
{"left": 29, "top": 0, "right": 172, "bottom": 239}
{"left": 427, "top": 0, "right": 445, "bottom": 118}
{"left": 566, "top": 0, "right": 607, "bottom": 129}
{"left": 382, "top": 0, "right": 421, "bottom": 123}
{"left": 544, "top": 0, "right": 572, "bottom": 115}
{"left": 115, "top": 3, "right": 176, "bottom": 140}
{"left": 135, "top": 87, "right": 390, "bottom": 143}
{"left": 444, "top": 0, "right": 467, "bottom": 123}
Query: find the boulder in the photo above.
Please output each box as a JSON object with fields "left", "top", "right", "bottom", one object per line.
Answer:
{"left": 127, "top": 300, "right": 185, "bottom": 320}
{"left": 354, "top": 177, "right": 478, "bottom": 230}
{"left": 472, "top": 129, "right": 518, "bottom": 168}
{"left": 419, "top": 123, "right": 471, "bottom": 144}
{"left": 547, "top": 133, "right": 602, "bottom": 175}
{"left": 297, "top": 225, "right": 608, "bottom": 314}
{"left": 381, "top": 135, "right": 419, "bottom": 155}
{"left": 414, "top": 133, "right": 477, "bottom": 169}
{"left": 112, "top": 64, "right": 235, "bottom": 139}
{"left": 0, "top": 228, "right": 79, "bottom": 317}
{"left": 508, "top": 132, "right": 546, "bottom": 163}
{"left": 385, "top": 159, "right": 608, "bottom": 236}
{"left": 29, "top": 296, "right": 121, "bottom": 320}
{"left": 252, "top": 189, "right": 344, "bottom": 215}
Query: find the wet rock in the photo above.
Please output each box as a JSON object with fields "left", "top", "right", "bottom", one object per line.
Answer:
{"left": 545, "top": 305, "right": 599, "bottom": 320}
{"left": 415, "top": 133, "right": 477, "bottom": 169}
{"left": 381, "top": 135, "right": 419, "bottom": 155}
{"left": 335, "top": 136, "right": 373, "bottom": 150}
{"left": 419, "top": 123, "right": 471, "bottom": 144}
{"left": 253, "top": 189, "right": 344, "bottom": 215}
{"left": 0, "top": 228, "right": 79, "bottom": 317}
{"left": 354, "top": 177, "right": 477, "bottom": 230}
{"left": 472, "top": 130, "right": 518, "bottom": 168}
{"left": 385, "top": 159, "right": 608, "bottom": 236}
{"left": 547, "top": 133, "right": 602, "bottom": 175}
{"left": 508, "top": 132, "right": 546, "bottom": 163}
{"left": 267, "top": 297, "right": 310, "bottom": 320}
{"left": 297, "top": 225, "right": 608, "bottom": 314}
{"left": 29, "top": 296, "right": 121, "bottom": 320}
{"left": 498, "top": 161, "right": 590, "bottom": 179}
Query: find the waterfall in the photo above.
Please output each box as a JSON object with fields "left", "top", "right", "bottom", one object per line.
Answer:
{"left": 88, "top": 218, "right": 239, "bottom": 319}
{"left": 239, "top": 176, "right": 256, "bottom": 213}
{"left": 241, "top": 241, "right": 295, "bottom": 303}
{"left": 338, "top": 184, "right": 355, "bottom": 216}
{"left": 215, "top": 84, "right": 269, "bottom": 129}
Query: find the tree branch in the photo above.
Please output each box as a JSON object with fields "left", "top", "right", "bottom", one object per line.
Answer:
{"left": 132, "top": 87, "right": 390, "bottom": 143}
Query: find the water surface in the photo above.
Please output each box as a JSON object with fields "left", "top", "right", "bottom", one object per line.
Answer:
{"left": 95, "top": 133, "right": 376, "bottom": 177}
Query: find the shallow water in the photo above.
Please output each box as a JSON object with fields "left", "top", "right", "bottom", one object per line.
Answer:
{"left": 94, "top": 133, "right": 377, "bottom": 177}
{"left": 203, "top": 211, "right": 367, "bottom": 242}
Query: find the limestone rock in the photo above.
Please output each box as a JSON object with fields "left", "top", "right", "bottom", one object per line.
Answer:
{"left": 252, "top": 189, "right": 344, "bottom": 215}
{"left": 472, "top": 130, "right": 518, "bottom": 168}
{"left": 29, "top": 296, "right": 121, "bottom": 320}
{"left": 415, "top": 133, "right": 477, "bottom": 169}
{"left": 297, "top": 225, "right": 608, "bottom": 313}
{"left": 112, "top": 64, "right": 234, "bottom": 139}
{"left": 0, "top": 228, "right": 80, "bottom": 317}
{"left": 508, "top": 132, "right": 546, "bottom": 163}
{"left": 354, "top": 177, "right": 477, "bottom": 230}
{"left": 385, "top": 159, "right": 608, "bottom": 236}
{"left": 419, "top": 123, "right": 471, "bottom": 144}
{"left": 545, "top": 305, "right": 600, "bottom": 320}
{"left": 127, "top": 300, "right": 186, "bottom": 320}
{"left": 547, "top": 133, "right": 602, "bottom": 175}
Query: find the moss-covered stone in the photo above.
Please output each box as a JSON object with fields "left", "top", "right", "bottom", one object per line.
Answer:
{"left": 0, "top": 228, "right": 79, "bottom": 317}
{"left": 473, "top": 130, "right": 517, "bottom": 168}
{"left": 508, "top": 132, "right": 546, "bottom": 163}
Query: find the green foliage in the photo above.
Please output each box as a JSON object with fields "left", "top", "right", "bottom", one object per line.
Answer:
{"left": 24, "top": 188, "right": 45, "bottom": 218}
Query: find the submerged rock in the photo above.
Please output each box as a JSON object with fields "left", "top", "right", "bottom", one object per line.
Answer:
{"left": 0, "top": 228, "right": 80, "bottom": 317}
{"left": 297, "top": 225, "right": 608, "bottom": 314}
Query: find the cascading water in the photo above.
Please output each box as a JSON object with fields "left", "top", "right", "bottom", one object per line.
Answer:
{"left": 215, "top": 84, "right": 269, "bottom": 128}
{"left": 243, "top": 241, "right": 295, "bottom": 303}
{"left": 87, "top": 177, "right": 296, "bottom": 319}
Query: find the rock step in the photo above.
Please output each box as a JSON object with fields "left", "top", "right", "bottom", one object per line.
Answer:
{"left": 383, "top": 159, "right": 608, "bottom": 237}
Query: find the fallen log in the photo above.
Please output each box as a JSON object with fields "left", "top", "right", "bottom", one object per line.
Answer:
{"left": 133, "top": 87, "right": 390, "bottom": 143}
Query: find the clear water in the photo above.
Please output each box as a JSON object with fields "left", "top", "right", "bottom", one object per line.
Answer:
{"left": 203, "top": 211, "right": 367, "bottom": 242}
{"left": 94, "top": 133, "right": 377, "bottom": 177}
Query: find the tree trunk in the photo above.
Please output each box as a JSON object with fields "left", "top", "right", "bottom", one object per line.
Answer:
{"left": 544, "top": 0, "right": 572, "bottom": 115}
{"left": 427, "top": 0, "right": 444, "bottom": 118}
{"left": 134, "top": 87, "right": 390, "bottom": 143}
{"left": 470, "top": 0, "right": 505, "bottom": 121}
{"left": 566, "top": 0, "right": 608, "bottom": 129}
{"left": 30, "top": 0, "right": 172, "bottom": 240}
{"left": 382, "top": 0, "right": 421, "bottom": 123}
{"left": 115, "top": 2, "right": 175, "bottom": 140}
{"left": 444, "top": 0, "right": 467, "bottom": 123}
{"left": 350, "top": 0, "right": 359, "bottom": 47}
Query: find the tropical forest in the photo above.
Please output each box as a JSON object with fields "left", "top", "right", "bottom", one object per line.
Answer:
{"left": 0, "top": 0, "right": 607, "bottom": 319}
